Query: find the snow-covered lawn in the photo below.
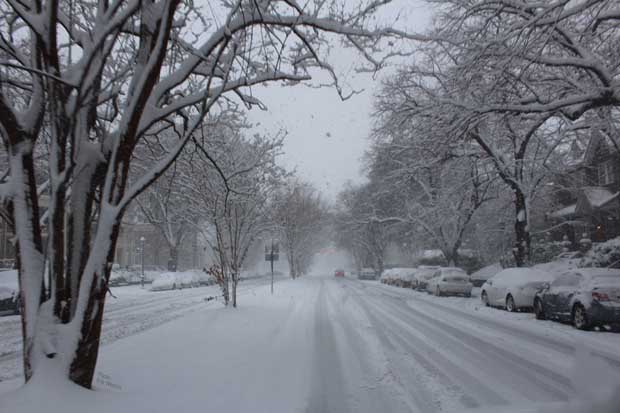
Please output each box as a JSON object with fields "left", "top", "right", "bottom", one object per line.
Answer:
{"left": 1, "top": 275, "right": 619, "bottom": 413}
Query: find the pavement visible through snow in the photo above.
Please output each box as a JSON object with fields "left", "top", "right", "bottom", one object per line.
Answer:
{"left": 1, "top": 275, "right": 620, "bottom": 413}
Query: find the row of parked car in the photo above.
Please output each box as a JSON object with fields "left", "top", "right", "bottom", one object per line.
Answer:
{"left": 380, "top": 266, "right": 473, "bottom": 297}
{"left": 378, "top": 264, "right": 620, "bottom": 331}
{"left": 482, "top": 267, "right": 620, "bottom": 331}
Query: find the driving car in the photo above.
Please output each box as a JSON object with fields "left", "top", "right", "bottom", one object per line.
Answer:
{"left": 533, "top": 268, "right": 620, "bottom": 330}
{"left": 334, "top": 269, "right": 345, "bottom": 277}
{"left": 481, "top": 268, "right": 555, "bottom": 312}
{"left": 426, "top": 267, "right": 472, "bottom": 297}
{"left": 412, "top": 266, "right": 440, "bottom": 290}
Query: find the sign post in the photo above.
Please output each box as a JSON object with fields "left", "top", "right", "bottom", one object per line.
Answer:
{"left": 265, "top": 240, "right": 279, "bottom": 294}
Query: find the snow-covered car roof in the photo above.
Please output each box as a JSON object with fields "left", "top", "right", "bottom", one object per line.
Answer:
{"left": 489, "top": 268, "right": 555, "bottom": 286}
{"left": 470, "top": 263, "right": 502, "bottom": 281}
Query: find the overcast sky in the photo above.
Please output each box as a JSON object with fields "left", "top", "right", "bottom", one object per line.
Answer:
{"left": 246, "top": 1, "right": 433, "bottom": 200}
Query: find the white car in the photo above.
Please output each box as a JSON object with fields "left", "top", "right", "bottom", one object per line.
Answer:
{"left": 412, "top": 266, "right": 440, "bottom": 290}
{"left": 392, "top": 268, "right": 417, "bottom": 288}
{"left": 426, "top": 267, "right": 472, "bottom": 297}
{"left": 379, "top": 269, "right": 396, "bottom": 285}
{"left": 481, "top": 267, "right": 556, "bottom": 312}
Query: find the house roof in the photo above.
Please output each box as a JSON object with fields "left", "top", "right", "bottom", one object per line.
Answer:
{"left": 579, "top": 187, "right": 620, "bottom": 209}
{"left": 548, "top": 187, "right": 620, "bottom": 220}
{"left": 548, "top": 203, "right": 577, "bottom": 219}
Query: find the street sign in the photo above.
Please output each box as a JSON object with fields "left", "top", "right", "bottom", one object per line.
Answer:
{"left": 265, "top": 242, "right": 279, "bottom": 261}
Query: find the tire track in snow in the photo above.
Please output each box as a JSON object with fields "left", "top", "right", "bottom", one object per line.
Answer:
{"left": 305, "top": 279, "right": 349, "bottom": 413}
{"left": 345, "top": 281, "right": 501, "bottom": 411}
{"left": 364, "top": 280, "right": 620, "bottom": 369}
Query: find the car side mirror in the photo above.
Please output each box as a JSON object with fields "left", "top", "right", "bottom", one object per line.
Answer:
{"left": 487, "top": 280, "right": 492, "bottom": 286}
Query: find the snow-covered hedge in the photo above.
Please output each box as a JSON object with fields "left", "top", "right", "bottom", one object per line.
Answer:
{"left": 579, "top": 237, "right": 620, "bottom": 269}
{"left": 416, "top": 252, "right": 482, "bottom": 274}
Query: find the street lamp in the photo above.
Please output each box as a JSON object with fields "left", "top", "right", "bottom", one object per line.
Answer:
{"left": 139, "top": 236, "right": 146, "bottom": 288}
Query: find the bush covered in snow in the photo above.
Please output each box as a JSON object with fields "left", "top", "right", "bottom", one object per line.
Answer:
{"left": 530, "top": 241, "right": 565, "bottom": 264}
{"left": 579, "top": 237, "right": 620, "bottom": 269}
{"left": 415, "top": 250, "right": 482, "bottom": 274}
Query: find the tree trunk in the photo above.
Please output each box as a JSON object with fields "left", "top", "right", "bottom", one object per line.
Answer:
{"left": 513, "top": 189, "right": 531, "bottom": 267}
{"left": 232, "top": 273, "right": 237, "bottom": 308}
{"left": 168, "top": 246, "right": 178, "bottom": 271}
{"left": 68, "top": 219, "right": 122, "bottom": 388}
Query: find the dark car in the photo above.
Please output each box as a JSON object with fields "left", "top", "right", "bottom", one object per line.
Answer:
{"left": 0, "top": 287, "right": 20, "bottom": 316}
{"left": 334, "top": 269, "right": 345, "bottom": 277}
{"left": 533, "top": 268, "right": 620, "bottom": 330}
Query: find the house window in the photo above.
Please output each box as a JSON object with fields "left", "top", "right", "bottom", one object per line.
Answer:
{"left": 597, "top": 160, "right": 614, "bottom": 185}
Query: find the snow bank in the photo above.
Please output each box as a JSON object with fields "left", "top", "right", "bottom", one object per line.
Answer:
{"left": 150, "top": 270, "right": 211, "bottom": 291}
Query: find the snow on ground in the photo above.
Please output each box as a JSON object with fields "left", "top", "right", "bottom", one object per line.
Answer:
{"left": 2, "top": 275, "right": 620, "bottom": 413}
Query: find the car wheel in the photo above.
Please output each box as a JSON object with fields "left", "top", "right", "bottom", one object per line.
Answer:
{"left": 464, "top": 292, "right": 471, "bottom": 298}
{"left": 572, "top": 304, "right": 590, "bottom": 330}
{"left": 435, "top": 287, "right": 442, "bottom": 297}
{"left": 506, "top": 295, "right": 516, "bottom": 312}
{"left": 534, "top": 298, "right": 545, "bottom": 320}
{"left": 481, "top": 291, "right": 489, "bottom": 307}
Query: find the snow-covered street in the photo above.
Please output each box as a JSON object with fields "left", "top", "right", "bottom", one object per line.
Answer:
{"left": 3, "top": 274, "right": 620, "bottom": 413}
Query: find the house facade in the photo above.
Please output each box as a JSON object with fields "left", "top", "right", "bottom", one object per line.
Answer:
{"left": 547, "top": 128, "right": 620, "bottom": 243}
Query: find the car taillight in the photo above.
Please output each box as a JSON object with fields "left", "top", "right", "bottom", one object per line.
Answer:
{"left": 592, "top": 291, "right": 609, "bottom": 301}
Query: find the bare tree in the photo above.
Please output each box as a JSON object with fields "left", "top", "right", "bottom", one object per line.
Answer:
{"left": 274, "top": 180, "right": 327, "bottom": 278}
{"left": 0, "top": 0, "right": 412, "bottom": 388}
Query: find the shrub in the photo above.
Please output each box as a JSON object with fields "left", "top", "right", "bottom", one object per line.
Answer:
{"left": 579, "top": 237, "right": 620, "bottom": 268}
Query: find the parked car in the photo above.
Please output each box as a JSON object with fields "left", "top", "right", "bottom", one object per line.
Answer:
{"left": 533, "top": 268, "right": 620, "bottom": 330}
{"left": 380, "top": 269, "right": 395, "bottom": 284}
{"left": 413, "top": 266, "right": 440, "bottom": 290}
{"left": 0, "top": 270, "right": 19, "bottom": 316}
{"left": 426, "top": 267, "right": 472, "bottom": 297}
{"left": 334, "top": 269, "right": 345, "bottom": 277}
{"left": 392, "top": 268, "right": 417, "bottom": 288}
{"left": 469, "top": 263, "right": 502, "bottom": 288}
{"left": 481, "top": 268, "right": 555, "bottom": 312}
{"left": 358, "top": 268, "right": 377, "bottom": 280}
{"left": 150, "top": 271, "right": 202, "bottom": 291}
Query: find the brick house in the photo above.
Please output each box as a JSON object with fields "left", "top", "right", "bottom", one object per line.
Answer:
{"left": 547, "top": 128, "right": 620, "bottom": 243}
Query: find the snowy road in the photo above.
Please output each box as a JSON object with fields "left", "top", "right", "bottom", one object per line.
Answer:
{"left": 2, "top": 275, "right": 620, "bottom": 413}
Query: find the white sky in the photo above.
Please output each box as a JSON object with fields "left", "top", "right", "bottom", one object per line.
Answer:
{"left": 246, "top": 1, "right": 433, "bottom": 200}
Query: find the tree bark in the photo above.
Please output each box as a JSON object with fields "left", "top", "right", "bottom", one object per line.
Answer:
{"left": 169, "top": 246, "right": 178, "bottom": 271}
{"left": 232, "top": 273, "right": 237, "bottom": 308}
{"left": 68, "top": 219, "right": 122, "bottom": 388}
{"left": 513, "top": 189, "right": 531, "bottom": 267}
